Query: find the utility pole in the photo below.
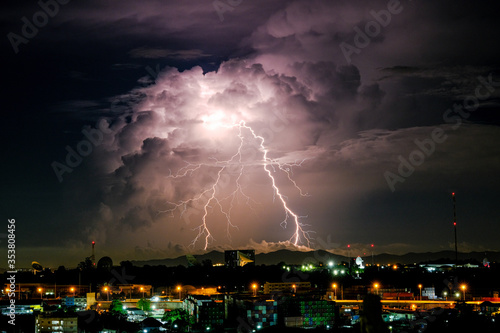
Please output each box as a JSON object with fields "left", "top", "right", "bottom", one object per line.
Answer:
{"left": 371, "top": 244, "right": 374, "bottom": 266}
{"left": 452, "top": 192, "right": 458, "bottom": 266}
{"left": 347, "top": 244, "right": 351, "bottom": 269}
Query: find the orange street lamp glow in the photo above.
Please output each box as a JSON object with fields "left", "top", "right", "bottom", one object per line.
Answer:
{"left": 461, "top": 284, "right": 467, "bottom": 301}
{"left": 103, "top": 286, "right": 109, "bottom": 301}
{"left": 418, "top": 284, "right": 423, "bottom": 300}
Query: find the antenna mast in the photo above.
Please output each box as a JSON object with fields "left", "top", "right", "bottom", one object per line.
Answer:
{"left": 452, "top": 193, "right": 457, "bottom": 265}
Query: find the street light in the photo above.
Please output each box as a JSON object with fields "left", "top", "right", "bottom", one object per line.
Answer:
{"left": 332, "top": 283, "right": 337, "bottom": 300}
{"left": 292, "top": 284, "right": 296, "bottom": 294}
{"left": 374, "top": 283, "right": 379, "bottom": 296}
{"left": 104, "top": 286, "right": 109, "bottom": 301}
{"left": 443, "top": 291, "right": 447, "bottom": 301}
{"left": 38, "top": 287, "right": 43, "bottom": 299}
{"left": 418, "top": 284, "right": 422, "bottom": 300}
{"left": 177, "top": 286, "right": 181, "bottom": 300}
{"left": 461, "top": 284, "right": 466, "bottom": 301}
{"left": 252, "top": 284, "right": 257, "bottom": 297}
{"left": 140, "top": 286, "right": 144, "bottom": 298}
{"left": 70, "top": 287, "right": 75, "bottom": 297}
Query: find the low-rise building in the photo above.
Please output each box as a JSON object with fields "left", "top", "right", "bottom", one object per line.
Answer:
{"left": 35, "top": 313, "right": 78, "bottom": 333}
{"left": 263, "top": 281, "right": 311, "bottom": 294}
{"left": 0, "top": 300, "right": 42, "bottom": 315}
{"left": 61, "top": 296, "right": 87, "bottom": 310}
{"left": 184, "top": 295, "right": 225, "bottom": 329}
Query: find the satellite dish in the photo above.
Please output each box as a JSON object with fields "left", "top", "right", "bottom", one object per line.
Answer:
{"left": 355, "top": 256, "right": 364, "bottom": 268}
{"left": 32, "top": 261, "right": 43, "bottom": 271}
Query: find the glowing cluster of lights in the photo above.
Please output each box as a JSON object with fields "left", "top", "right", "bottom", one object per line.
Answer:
{"left": 301, "top": 264, "right": 315, "bottom": 271}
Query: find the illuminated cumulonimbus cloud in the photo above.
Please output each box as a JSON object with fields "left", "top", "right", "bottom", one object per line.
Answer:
{"left": 91, "top": 58, "right": 367, "bottom": 251}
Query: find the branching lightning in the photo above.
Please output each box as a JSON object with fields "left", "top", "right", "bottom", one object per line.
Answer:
{"left": 161, "top": 120, "right": 311, "bottom": 249}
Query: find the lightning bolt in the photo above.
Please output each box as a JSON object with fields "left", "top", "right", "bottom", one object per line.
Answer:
{"left": 161, "top": 120, "right": 311, "bottom": 249}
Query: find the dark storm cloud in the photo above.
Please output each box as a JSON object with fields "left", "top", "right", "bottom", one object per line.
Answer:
{"left": 3, "top": 0, "right": 500, "bottom": 267}
{"left": 129, "top": 47, "right": 211, "bottom": 60}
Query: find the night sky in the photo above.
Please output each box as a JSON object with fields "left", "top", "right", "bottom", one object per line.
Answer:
{"left": 2, "top": 0, "right": 500, "bottom": 268}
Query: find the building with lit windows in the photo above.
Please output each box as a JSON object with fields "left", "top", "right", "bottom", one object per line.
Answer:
{"left": 281, "top": 297, "right": 335, "bottom": 328}
{"left": 184, "top": 295, "right": 225, "bottom": 329}
{"left": 225, "top": 250, "right": 255, "bottom": 267}
{"left": 0, "top": 300, "right": 42, "bottom": 315}
{"left": 263, "top": 281, "right": 311, "bottom": 294}
{"left": 35, "top": 314, "right": 78, "bottom": 332}
{"left": 241, "top": 299, "right": 278, "bottom": 329}
{"left": 61, "top": 296, "right": 87, "bottom": 310}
